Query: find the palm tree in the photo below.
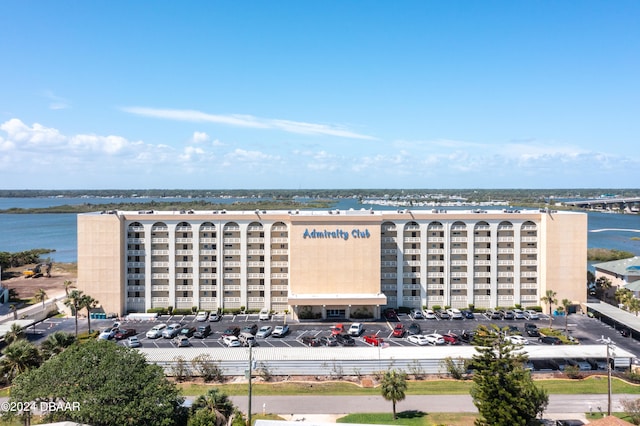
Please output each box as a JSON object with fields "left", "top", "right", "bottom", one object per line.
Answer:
{"left": 596, "top": 276, "right": 612, "bottom": 302}
{"left": 561, "top": 298, "right": 572, "bottom": 336}
{"left": 189, "top": 388, "right": 235, "bottom": 426}
{"left": 615, "top": 288, "right": 633, "bottom": 309}
{"left": 0, "top": 339, "right": 42, "bottom": 381}
{"left": 79, "top": 294, "right": 98, "bottom": 333}
{"left": 4, "top": 323, "right": 24, "bottom": 344}
{"left": 41, "top": 331, "right": 76, "bottom": 359}
{"left": 64, "top": 289, "right": 84, "bottom": 337}
{"left": 34, "top": 288, "right": 48, "bottom": 310}
{"left": 540, "top": 289, "right": 557, "bottom": 328}
{"left": 381, "top": 369, "right": 408, "bottom": 420}
{"left": 63, "top": 280, "right": 75, "bottom": 297}
{"left": 9, "top": 304, "right": 17, "bottom": 320}
{"left": 629, "top": 297, "right": 640, "bottom": 317}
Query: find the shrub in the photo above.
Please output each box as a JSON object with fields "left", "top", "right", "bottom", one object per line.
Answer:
{"left": 147, "top": 307, "right": 168, "bottom": 315}
{"left": 564, "top": 365, "right": 582, "bottom": 379}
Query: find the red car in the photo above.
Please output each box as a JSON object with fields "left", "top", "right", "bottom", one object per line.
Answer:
{"left": 364, "top": 334, "right": 385, "bottom": 346}
{"left": 392, "top": 323, "right": 406, "bottom": 338}
{"left": 331, "top": 324, "right": 345, "bottom": 336}
{"left": 113, "top": 328, "right": 137, "bottom": 340}
{"left": 442, "top": 333, "right": 460, "bottom": 345}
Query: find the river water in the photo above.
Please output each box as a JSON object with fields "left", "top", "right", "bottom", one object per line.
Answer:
{"left": 0, "top": 197, "right": 638, "bottom": 263}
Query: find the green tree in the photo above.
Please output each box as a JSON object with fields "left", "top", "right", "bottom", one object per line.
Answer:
{"left": 63, "top": 280, "right": 75, "bottom": 296}
{"left": 188, "top": 388, "right": 235, "bottom": 426}
{"left": 10, "top": 339, "right": 185, "bottom": 426}
{"left": 470, "top": 324, "right": 548, "bottom": 426}
{"left": 40, "top": 331, "right": 76, "bottom": 359}
{"left": 629, "top": 297, "right": 640, "bottom": 316}
{"left": 380, "top": 369, "right": 408, "bottom": 420}
{"left": 3, "top": 323, "right": 24, "bottom": 344}
{"left": 561, "top": 298, "right": 572, "bottom": 336}
{"left": 596, "top": 276, "right": 612, "bottom": 301}
{"left": 79, "top": 294, "right": 98, "bottom": 333}
{"left": 64, "top": 289, "right": 84, "bottom": 337}
{"left": 0, "top": 339, "right": 42, "bottom": 383}
{"left": 34, "top": 288, "right": 48, "bottom": 309}
{"left": 540, "top": 289, "right": 557, "bottom": 328}
{"left": 616, "top": 288, "right": 633, "bottom": 309}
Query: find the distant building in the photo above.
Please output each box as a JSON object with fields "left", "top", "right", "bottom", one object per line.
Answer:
{"left": 593, "top": 256, "right": 640, "bottom": 297}
{"left": 77, "top": 208, "right": 587, "bottom": 317}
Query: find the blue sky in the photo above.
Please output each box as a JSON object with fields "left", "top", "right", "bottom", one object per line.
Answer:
{"left": 1, "top": 1, "right": 639, "bottom": 189}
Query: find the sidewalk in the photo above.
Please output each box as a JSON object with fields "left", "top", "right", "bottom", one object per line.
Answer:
{"left": 0, "top": 290, "right": 68, "bottom": 324}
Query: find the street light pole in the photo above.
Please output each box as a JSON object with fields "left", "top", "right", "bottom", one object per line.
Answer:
{"left": 607, "top": 343, "right": 612, "bottom": 416}
{"left": 248, "top": 343, "right": 253, "bottom": 426}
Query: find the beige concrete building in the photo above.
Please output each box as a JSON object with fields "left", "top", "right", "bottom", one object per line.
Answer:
{"left": 77, "top": 208, "right": 587, "bottom": 319}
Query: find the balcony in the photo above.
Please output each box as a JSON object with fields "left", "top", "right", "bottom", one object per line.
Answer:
{"left": 271, "top": 237, "right": 288, "bottom": 244}
{"left": 127, "top": 273, "right": 145, "bottom": 280}
{"left": 381, "top": 273, "right": 397, "bottom": 279}
{"left": 176, "top": 250, "right": 193, "bottom": 256}
{"left": 223, "top": 285, "right": 241, "bottom": 291}
{"left": 200, "top": 273, "right": 217, "bottom": 279}
{"left": 176, "top": 273, "right": 193, "bottom": 279}
{"left": 152, "top": 285, "right": 169, "bottom": 292}
{"left": 151, "top": 237, "right": 169, "bottom": 244}
{"left": 271, "top": 273, "right": 288, "bottom": 279}
{"left": 223, "top": 273, "right": 241, "bottom": 279}
{"left": 271, "top": 285, "right": 288, "bottom": 291}
{"left": 199, "top": 285, "right": 217, "bottom": 291}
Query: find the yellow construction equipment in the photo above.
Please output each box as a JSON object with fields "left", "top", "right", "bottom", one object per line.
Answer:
{"left": 23, "top": 263, "right": 52, "bottom": 278}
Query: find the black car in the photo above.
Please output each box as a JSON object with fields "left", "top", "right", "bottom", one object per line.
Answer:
{"left": 319, "top": 336, "right": 338, "bottom": 346}
{"left": 179, "top": 326, "right": 196, "bottom": 338}
{"left": 193, "top": 324, "right": 211, "bottom": 338}
{"left": 526, "top": 328, "right": 541, "bottom": 337}
{"left": 408, "top": 322, "right": 421, "bottom": 335}
{"left": 222, "top": 326, "right": 241, "bottom": 337}
{"left": 242, "top": 324, "right": 258, "bottom": 335}
{"left": 301, "top": 336, "right": 321, "bottom": 347}
{"left": 621, "top": 328, "right": 631, "bottom": 337}
{"left": 461, "top": 310, "right": 475, "bottom": 319}
{"left": 460, "top": 330, "right": 475, "bottom": 343}
{"left": 335, "top": 333, "right": 356, "bottom": 346}
{"left": 539, "top": 336, "right": 563, "bottom": 345}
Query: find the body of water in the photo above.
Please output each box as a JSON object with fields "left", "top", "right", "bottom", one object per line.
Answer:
{"left": 0, "top": 198, "right": 638, "bottom": 263}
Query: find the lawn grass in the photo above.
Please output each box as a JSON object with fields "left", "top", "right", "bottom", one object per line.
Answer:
{"left": 337, "top": 411, "right": 477, "bottom": 426}
{"left": 178, "top": 375, "right": 640, "bottom": 396}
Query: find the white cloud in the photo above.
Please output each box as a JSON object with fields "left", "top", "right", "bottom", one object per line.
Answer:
{"left": 0, "top": 118, "right": 66, "bottom": 146}
{"left": 191, "top": 131, "right": 210, "bottom": 144}
{"left": 121, "top": 107, "right": 377, "bottom": 140}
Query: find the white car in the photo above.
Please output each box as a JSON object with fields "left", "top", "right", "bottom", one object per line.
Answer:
{"left": 256, "top": 325, "right": 272, "bottom": 338}
{"left": 223, "top": 335, "right": 241, "bottom": 347}
{"left": 98, "top": 327, "right": 116, "bottom": 340}
{"left": 162, "top": 323, "right": 182, "bottom": 339}
{"left": 505, "top": 335, "right": 529, "bottom": 345}
{"left": 126, "top": 336, "right": 141, "bottom": 348}
{"left": 411, "top": 309, "right": 424, "bottom": 320}
{"left": 447, "top": 308, "right": 463, "bottom": 320}
{"left": 422, "top": 309, "right": 437, "bottom": 320}
{"left": 524, "top": 310, "right": 540, "bottom": 320}
{"left": 272, "top": 325, "right": 289, "bottom": 337}
{"left": 513, "top": 309, "right": 526, "bottom": 319}
{"left": 424, "top": 333, "right": 445, "bottom": 345}
{"left": 407, "top": 334, "right": 430, "bottom": 346}
{"left": 195, "top": 311, "right": 209, "bottom": 322}
{"left": 348, "top": 323, "right": 364, "bottom": 336}
{"left": 146, "top": 323, "right": 167, "bottom": 339}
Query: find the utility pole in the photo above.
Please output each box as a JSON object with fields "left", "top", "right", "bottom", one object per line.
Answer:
{"left": 248, "top": 343, "right": 253, "bottom": 426}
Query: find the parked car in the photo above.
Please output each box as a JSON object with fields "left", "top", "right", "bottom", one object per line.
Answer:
{"left": 348, "top": 323, "right": 364, "bottom": 336}
{"left": 239, "top": 332, "right": 256, "bottom": 347}
{"left": 330, "top": 324, "right": 345, "bottom": 336}
{"left": 126, "top": 336, "right": 141, "bottom": 348}
{"left": 98, "top": 327, "right": 117, "bottom": 340}
{"left": 335, "top": 333, "right": 355, "bottom": 346}
{"left": 222, "top": 335, "right": 241, "bottom": 347}
{"left": 539, "top": 336, "right": 563, "bottom": 345}
{"left": 222, "top": 326, "right": 241, "bottom": 337}
{"left": 500, "top": 310, "right": 515, "bottom": 320}
{"left": 411, "top": 309, "right": 424, "bottom": 320}
{"left": 301, "top": 336, "right": 321, "bottom": 347}
{"left": 408, "top": 322, "right": 422, "bottom": 335}
{"left": 179, "top": 326, "right": 197, "bottom": 338}
{"left": 442, "top": 333, "right": 460, "bottom": 345}
{"left": 392, "top": 323, "right": 406, "bottom": 338}
{"left": 447, "top": 308, "right": 463, "bottom": 320}
{"left": 485, "top": 309, "right": 502, "bottom": 320}
{"left": 436, "top": 310, "right": 450, "bottom": 320}
{"left": 256, "top": 325, "right": 272, "bottom": 338}
{"left": 363, "top": 334, "right": 385, "bottom": 346}
{"left": 506, "top": 335, "right": 529, "bottom": 345}
{"left": 620, "top": 328, "right": 631, "bottom": 337}
{"left": 195, "top": 311, "right": 209, "bottom": 322}
{"left": 524, "top": 310, "right": 540, "bottom": 320}
{"left": 424, "top": 333, "right": 445, "bottom": 345}
{"left": 383, "top": 308, "right": 398, "bottom": 321}
{"left": 259, "top": 308, "right": 270, "bottom": 321}
{"left": 242, "top": 324, "right": 258, "bottom": 335}
{"left": 423, "top": 309, "right": 437, "bottom": 319}
{"left": 208, "top": 312, "right": 221, "bottom": 322}
{"left": 272, "top": 324, "right": 289, "bottom": 337}
{"left": 513, "top": 308, "right": 526, "bottom": 319}
{"left": 459, "top": 330, "right": 475, "bottom": 343}
{"left": 173, "top": 336, "right": 191, "bottom": 347}
{"left": 146, "top": 323, "right": 167, "bottom": 339}
{"left": 461, "top": 310, "right": 475, "bottom": 319}
{"left": 193, "top": 324, "right": 211, "bottom": 338}
{"left": 526, "top": 328, "right": 541, "bottom": 337}
{"left": 319, "top": 336, "right": 338, "bottom": 346}
{"left": 114, "top": 328, "right": 137, "bottom": 340}
{"left": 407, "top": 334, "right": 430, "bottom": 345}
{"left": 162, "top": 323, "right": 182, "bottom": 339}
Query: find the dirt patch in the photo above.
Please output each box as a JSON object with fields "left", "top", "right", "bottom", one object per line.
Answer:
{"left": 1, "top": 263, "right": 77, "bottom": 300}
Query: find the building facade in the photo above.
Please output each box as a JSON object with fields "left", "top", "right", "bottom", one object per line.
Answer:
{"left": 77, "top": 208, "right": 587, "bottom": 318}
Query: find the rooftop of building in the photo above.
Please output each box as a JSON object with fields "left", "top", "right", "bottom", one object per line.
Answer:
{"left": 593, "top": 256, "right": 640, "bottom": 277}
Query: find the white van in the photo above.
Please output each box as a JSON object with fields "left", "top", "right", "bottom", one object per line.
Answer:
{"left": 259, "top": 308, "right": 270, "bottom": 321}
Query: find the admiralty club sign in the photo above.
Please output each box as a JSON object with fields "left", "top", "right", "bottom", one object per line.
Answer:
{"left": 302, "top": 228, "right": 371, "bottom": 240}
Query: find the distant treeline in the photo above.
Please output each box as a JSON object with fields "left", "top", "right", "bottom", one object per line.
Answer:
{"left": 0, "top": 200, "right": 333, "bottom": 214}
{"left": 587, "top": 248, "right": 636, "bottom": 262}
{"left": 1, "top": 188, "right": 640, "bottom": 202}
{"left": 0, "top": 249, "right": 55, "bottom": 269}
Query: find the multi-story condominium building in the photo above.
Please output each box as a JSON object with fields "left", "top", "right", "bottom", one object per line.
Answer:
{"left": 77, "top": 208, "right": 587, "bottom": 319}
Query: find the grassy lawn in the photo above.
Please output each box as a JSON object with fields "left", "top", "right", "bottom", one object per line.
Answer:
{"left": 178, "top": 375, "right": 640, "bottom": 396}
{"left": 337, "top": 411, "right": 477, "bottom": 426}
